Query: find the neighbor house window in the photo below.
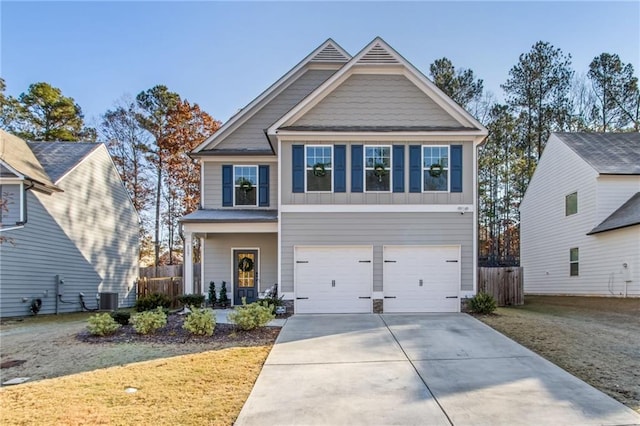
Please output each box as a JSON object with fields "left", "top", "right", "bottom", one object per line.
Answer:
{"left": 570, "top": 248, "right": 579, "bottom": 276}
{"left": 365, "top": 145, "right": 391, "bottom": 192}
{"left": 234, "top": 166, "right": 257, "bottom": 206}
{"left": 566, "top": 192, "right": 578, "bottom": 216}
{"left": 423, "top": 146, "right": 449, "bottom": 192}
{"left": 306, "top": 145, "right": 332, "bottom": 192}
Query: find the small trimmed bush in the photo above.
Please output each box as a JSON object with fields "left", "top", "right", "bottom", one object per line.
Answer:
{"left": 130, "top": 307, "right": 167, "bottom": 334}
{"left": 228, "top": 298, "right": 275, "bottom": 331}
{"left": 183, "top": 306, "right": 216, "bottom": 336}
{"left": 178, "top": 294, "right": 206, "bottom": 307}
{"left": 87, "top": 313, "right": 121, "bottom": 336}
{"left": 218, "top": 282, "right": 230, "bottom": 307}
{"left": 110, "top": 310, "right": 131, "bottom": 326}
{"left": 208, "top": 281, "right": 217, "bottom": 306}
{"left": 468, "top": 292, "right": 497, "bottom": 314}
{"left": 135, "top": 293, "right": 171, "bottom": 312}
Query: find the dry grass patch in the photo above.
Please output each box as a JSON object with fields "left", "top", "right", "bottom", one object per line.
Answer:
{"left": 0, "top": 346, "right": 271, "bottom": 426}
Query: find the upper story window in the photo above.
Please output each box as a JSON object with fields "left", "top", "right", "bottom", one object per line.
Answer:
{"left": 234, "top": 166, "right": 257, "bottom": 206}
{"left": 306, "top": 145, "right": 332, "bottom": 192}
{"left": 565, "top": 192, "right": 578, "bottom": 216}
{"left": 423, "top": 146, "right": 449, "bottom": 192}
{"left": 0, "top": 183, "right": 23, "bottom": 229}
{"left": 569, "top": 247, "right": 579, "bottom": 276}
{"left": 365, "top": 145, "right": 391, "bottom": 192}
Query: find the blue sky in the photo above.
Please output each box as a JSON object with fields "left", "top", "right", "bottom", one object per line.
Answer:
{"left": 2, "top": 1, "right": 639, "bottom": 128}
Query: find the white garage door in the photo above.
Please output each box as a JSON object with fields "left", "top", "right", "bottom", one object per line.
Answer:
{"left": 295, "top": 246, "right": 373, "bottom": 314}
{"left": 383, "top": 245, "right": 460, "bottom": 313}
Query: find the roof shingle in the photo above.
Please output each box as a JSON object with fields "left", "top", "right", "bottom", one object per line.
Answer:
{"left": 555, "top": 132, "right": 640, "bottom": 175}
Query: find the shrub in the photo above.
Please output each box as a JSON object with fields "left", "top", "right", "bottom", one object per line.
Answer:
{"left": 130, "top": 307, "right": 167, "bottom": 334}
{"left": 218, "top": 281, "right": 229, "bottom": 307}
{"left": 87, "top": 313, "right": 121, "bottom": 336}
{"left": 183, "top": 306, "right": 216, "bottom": 336}
{"left": 208, "top": 281, "right": 217, "bottom": 306}
{"left": 110, "top": 310, "right": 131, "bottom": 326}
{"left": 178, "top": 294, "right": 205, "bottom": 307}
{"left": 228, "top": 298, "right": 275, "bottom": 331}
{"left": 468, "top": 292, "right": 497, "bottom": 314}
{"left": 258, "top": 283, "right": 284, "bottom": 314}
{"left": 135, "top": 293, "right": 171, "bottom": 312}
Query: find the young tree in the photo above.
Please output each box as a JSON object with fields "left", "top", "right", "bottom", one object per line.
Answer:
{"left": 429, "top": 57, "right": 484, "bottom": 109}
{"left": 587, "top": 53, "right": 640, "bottom": 131}
{"left": 0, "top": 78, "right": 21, "bottom": 134}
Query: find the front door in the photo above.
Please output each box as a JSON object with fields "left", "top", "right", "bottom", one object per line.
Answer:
{"left": 234, "top": 249, "right": 258, "bottom": 305}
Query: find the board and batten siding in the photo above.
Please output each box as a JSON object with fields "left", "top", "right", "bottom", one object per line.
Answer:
{"left": 280, "top": 212, "right": 473, "bottom": 294}
{"left": 0, "top": 183, "right": 22, "bottom": 226}
{"left": 281, "top": 140, "right": 474, "bottom": 205}
{"left": 202, "top": 233, "right": 277, "bottom": 300}
{"left": 0, "top": 191, "right": 103, "bottom": 317}
{"left": 521, "top": 135, "right": 639, "bottom": 296}
{"left": 293, "top": 74, "right": 460, "bottom": 127}
{"left": 214, "top": 69, "right": 336, "bottom": 151}
{"left": 202, "top": 160, "right": 278, "bottom": 209}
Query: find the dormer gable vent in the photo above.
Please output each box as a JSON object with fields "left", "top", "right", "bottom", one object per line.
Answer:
{"left": 310, "top": 43, "right": 350, "bottom": 63}
{"left": 357, "top": 41, "right": 400, "bottom": 64}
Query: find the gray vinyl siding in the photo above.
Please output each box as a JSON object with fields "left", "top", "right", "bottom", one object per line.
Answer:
{"left": 294, "top": 74, "right": 461, "bottom": 127}
{"left": 1, "top": 183, "right": 22, "bottom": 226}
{"left": 202, "top": 233, "right": 277, "bottom": 301}
{"left": 1, "top": 164, "right": 19, "bottom": 177}
{"left": 202, "top": 160, "right": 278, "bottom": 209}
{"left": 0, "top": 146, "right": 139, "bottom": 318}
{"left": 281, "top": 141, "right": 474, "bottom": 204}
{"left": 214, "top": 69, "right": 336, "bottom": 151}
{"left": 280, "top": 212, "right": 473, "bottom": 293}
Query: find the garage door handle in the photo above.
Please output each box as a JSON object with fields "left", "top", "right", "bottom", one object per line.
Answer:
{"left": 358, "top": 296, "right": 371, "bottom": 299}
{"left": 384, "top": 296, "right": 396, "bottom": 299}
{"left": 296, "top": 261, "right": 309, "bottom": 264}
{"left": 296, "top": 297, "right": 309, "bottom": 300}
{"left": 446, "top": 296, "right": 458, "bottom": 299}
{"left": 359, "top": 260, "right": 371, "bottom": 263}
{"left": 446, "top": 260, "right": 458, "bottom": 263}
{"left": 384, "top": 260, "right": 397, "bottom": 263}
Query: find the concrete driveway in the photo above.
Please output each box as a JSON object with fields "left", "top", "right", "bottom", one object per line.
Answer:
{"left": 235, "top": 314, "right": 640, "bottom": 426}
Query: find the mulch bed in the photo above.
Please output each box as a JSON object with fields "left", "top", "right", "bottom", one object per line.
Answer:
{"left": 76, "top": 314, "right": 280, "bottom": 346}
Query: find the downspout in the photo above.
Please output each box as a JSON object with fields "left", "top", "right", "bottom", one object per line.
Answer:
{"left": 16, "top": 181, "right": 35, "bottom": 226}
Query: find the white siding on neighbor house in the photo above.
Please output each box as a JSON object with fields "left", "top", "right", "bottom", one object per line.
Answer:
{"left": 293, "top": 74, "right": 461, "bottom": 128}
{"left": 280, "top": 140, "right": 474, "bottom": 205}
{"left": 0, "top": 191, "right": 103, "bottom": 317}
{"left": 213, "top": 69, "right": 336, "bottom": 151}
{"left": 202, "top": 233, "right": 277, "bottom": 302}
{"left": 521, "top": 135, "right": 639, "bottom": 296}
{"left": 202, "top": 160, "right": 278, "bottom": 209}
{"left": 280, "top": 212, "right": 474, "bottom": 294}
{"left": 38, "top": 146, "right": 139, "bottom": 308}
{"left": 595, "top": 175, "right": 640, "bottom": 223}
{"left": 1, "top": 183, "right": 22, "bottom": 226}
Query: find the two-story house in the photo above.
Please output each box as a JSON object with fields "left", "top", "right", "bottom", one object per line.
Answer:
{"left": 521, "top": 132, "right": 639, "bottom": 297}
{"left": 181, "top": 37, "right": 488, "bottom": 313}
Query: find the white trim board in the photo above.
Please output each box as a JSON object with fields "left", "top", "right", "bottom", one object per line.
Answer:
{"left": 280, "top": 204, "right": 474, "bottom": 213}
{"left": 183, "top": 222, "right": 278, "bottom": 234}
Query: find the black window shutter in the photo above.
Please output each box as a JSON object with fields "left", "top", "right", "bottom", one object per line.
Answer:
{"left": 222, "top": 165, "right": 233, "bottom": 206}
{"left": 259, "top": 165, "right": 270, "bottom": 206}
{"left": 450, "top": 145, "right": 463, "bottom": 193}
{"left": 351, "top": 145, "right": 363, "bottom": 192}
{"left": 409, "top": 145, "right": 422, "bottom": 193}
{"left": 392, "top": 145, "right": 405, "bottom": 192}
{"left": 292, "top": 145, "right": 304, "bottom": 193}
{"left": 334, "top": 145, "right": 346, "bottom": 192}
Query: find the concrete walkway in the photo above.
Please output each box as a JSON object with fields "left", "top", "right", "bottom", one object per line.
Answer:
{"left": 235, "top": 313, "right": 640, "bottom": 426}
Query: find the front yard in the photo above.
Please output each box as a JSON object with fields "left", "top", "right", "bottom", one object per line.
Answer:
{"left": 476, "top": 295, "right": 640, "bottom": 412}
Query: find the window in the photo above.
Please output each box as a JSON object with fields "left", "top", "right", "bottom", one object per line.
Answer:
{"left": 306, "top": 145, "right": 332, "bottom": 192}
{"left": 234, "top": 166, "right": 257, "bottom": 206}
{"left": 0, "top": 183, "right": 22, "bottom": 228}
{"left": 570, "top": 248, "right": 579, "bottom": 276}
{"left": 365, "top": 146, "right": 391, "bottom": 192}
{"left": 423, "top": 146, "right": 449, "bottom": 191}
{"left": 565, "top": 192, "right": 578, "bottom": 216}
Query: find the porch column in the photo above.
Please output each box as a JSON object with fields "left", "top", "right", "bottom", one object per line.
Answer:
{"left": 183, "top": 231, "right": 193, "bottom": 294}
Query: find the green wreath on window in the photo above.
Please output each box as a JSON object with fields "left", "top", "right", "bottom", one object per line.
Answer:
{"left": 238, "top": 178, "right": 254, "bottom": 192}
{"left": 312, "top": 163, "right": 327, "bottom": 177}
{"left": 373, "top": 162, "right": 387, "bottom": 182}
{"left": 429, "top": 163, "right": 443, "bottom": 178}
{"left": 238, "top": 256, "right": 254, "bottom": 272}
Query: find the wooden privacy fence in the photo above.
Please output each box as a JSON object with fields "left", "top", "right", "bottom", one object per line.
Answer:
{"left": 478, "top": 267, "right": 524, "bottom": 306}
{"left": 137, "top": 264, "right": 201, "bottom": 308}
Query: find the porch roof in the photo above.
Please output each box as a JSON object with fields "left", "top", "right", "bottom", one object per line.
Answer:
{"left": 180, "top": 209, "right": 278, "bottom": 223}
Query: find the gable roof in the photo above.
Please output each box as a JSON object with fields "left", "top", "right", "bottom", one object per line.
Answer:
{"left": 28, "top": 142, "right": 101, "bottom": 183}
{"left": 555, "top": 132, "right": 640, "bottom": 175}
{"left": 588, "top": 192, "right": 640, "bottom": 235}
{"left": 268, "top": 37, "right": 488, "bottom": 138}
{"left": 0, "top": 130, "right": 59, "bottom": 191}
{"left": 192, "top": 39, "right": 351, "bottom": 155}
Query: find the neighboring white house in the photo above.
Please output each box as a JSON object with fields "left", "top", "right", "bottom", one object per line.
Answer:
{"left": 0, "top": 131, "right": 140, "bottom": 317}
{"left": 520, "top": 132, "right": 640, "bottom": 297}
{"left": 180, "top": 37, "right": 488, "bottom": 313}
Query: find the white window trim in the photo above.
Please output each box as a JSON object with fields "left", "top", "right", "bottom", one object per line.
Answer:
{"left": 305, "top": 144, "right": 333, "bottom": 193}
{"left": 233, "top": 165, "right": 259, "bottom": 207}
{"left": 565, "top": 191, "right": 578, "bottom": 216}
{"left": 422, "top": 145, "right": 450, "bottom": 193}
{"left": 0, "top": 181, "right": 25, "bottom": 227}
{"left": 364, "top": 144, "right": 392, "bottom": 193}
